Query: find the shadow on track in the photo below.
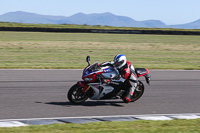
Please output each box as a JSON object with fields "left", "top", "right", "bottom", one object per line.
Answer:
{"left": 40, "top": 101, "right": 125, "bottom": 107}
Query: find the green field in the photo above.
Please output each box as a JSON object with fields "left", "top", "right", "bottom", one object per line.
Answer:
{"left": 0, "top": 31, "right": 199, "bottom": 69}
{"left": 0, "top": 119, "right": 200, "bottom": 133}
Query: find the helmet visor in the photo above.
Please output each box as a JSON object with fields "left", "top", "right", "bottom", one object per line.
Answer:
{"left": 114, "top": 60, "right": 124, "bottom": 67}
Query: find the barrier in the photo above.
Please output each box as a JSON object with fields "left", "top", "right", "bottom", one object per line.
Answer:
{"left": 1, "top": 27, "right": 200, "bottom": 35}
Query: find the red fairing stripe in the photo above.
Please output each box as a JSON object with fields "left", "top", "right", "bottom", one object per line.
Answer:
{"left": 77, "top": 81, "right": 89, "bottom": 93}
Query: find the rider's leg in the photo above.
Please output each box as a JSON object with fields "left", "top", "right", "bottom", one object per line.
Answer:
{"left": 122, "top": 73, "right": 138, "bottom": 103}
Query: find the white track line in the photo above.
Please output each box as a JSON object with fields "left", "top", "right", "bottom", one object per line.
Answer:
{"left": 0, "top": 121, "right": 27, "bottom": 127}
{"left": 1, "top": 113, "right": 200, "bottom": 122}
{"left": 1, "top": 113, "right": 200, "bottom": 127}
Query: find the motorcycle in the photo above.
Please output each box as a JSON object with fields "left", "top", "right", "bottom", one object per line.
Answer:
{"left": 68, "top": 56, "right": 151, "bottom": 104}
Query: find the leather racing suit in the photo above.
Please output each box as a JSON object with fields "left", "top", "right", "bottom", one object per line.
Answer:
{"left": 100, "top": 61, "right": 138, "bottom": 103}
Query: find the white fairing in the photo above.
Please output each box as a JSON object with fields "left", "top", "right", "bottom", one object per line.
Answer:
{"left": 88, "top": 83, "right": 115, "bottom": 100}
{"left": 101, "top": 67, "right": 119, "bottom": 79}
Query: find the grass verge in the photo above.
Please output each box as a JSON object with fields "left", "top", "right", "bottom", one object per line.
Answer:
{"left": 0, "top": 31, "right": 199, "bottom": 69}
{"left": 0, "top": 119, "right": 200, "bottom": 133}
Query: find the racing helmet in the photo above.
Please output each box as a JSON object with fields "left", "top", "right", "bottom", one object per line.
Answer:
{"left": 113, "top": 54, "right": 126, "bottom": 69}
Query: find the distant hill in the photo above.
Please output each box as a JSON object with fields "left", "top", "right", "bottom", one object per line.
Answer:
{"left": 59, "top": 12, "right": 167, "bottom": 28}
{"left": 169, "top": 19, "right": 200, "bottom": 29}
{"left": 0, "top": 11, "right": 70, "bottom": 24}
{"left": 59, "top": 12, "right": 138, "bottom": 27}
{"left": 0, "top": 11, "right": 199, "bottom": 29}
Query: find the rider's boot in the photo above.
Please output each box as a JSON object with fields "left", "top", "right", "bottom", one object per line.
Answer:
{"left": 122, "top": 87, "right": 135, "bottom": 103}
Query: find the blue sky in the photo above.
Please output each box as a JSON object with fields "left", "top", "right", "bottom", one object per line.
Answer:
{"left": 0, "top": 0, "right": 200, "bottom": 25}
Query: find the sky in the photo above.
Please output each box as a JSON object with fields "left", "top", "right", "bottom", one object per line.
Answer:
{"left": 0, "top": 0, "right": 200, "bottom": 25}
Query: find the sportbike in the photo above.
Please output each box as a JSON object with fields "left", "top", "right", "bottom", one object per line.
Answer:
{"left": 68, "top": 56, "right": 151, "bottom": 104}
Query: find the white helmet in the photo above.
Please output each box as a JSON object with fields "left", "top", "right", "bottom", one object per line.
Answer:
{"left": 113, "top": 54, "right": 126, "bottom": 69}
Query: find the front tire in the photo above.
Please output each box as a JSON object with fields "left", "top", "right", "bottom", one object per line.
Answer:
{"left": 131, "top": 80, "right": 145, "bottom": 102}
{"left": 67, "top": 84, "right": 89, "bottom": 104}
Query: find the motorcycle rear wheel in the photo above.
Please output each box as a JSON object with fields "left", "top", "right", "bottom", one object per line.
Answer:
{"left": 67, "top": 84, "right": 89, "bottom": 104}
{"left": 131, "top": 80, "right": 145, "bottom": 102}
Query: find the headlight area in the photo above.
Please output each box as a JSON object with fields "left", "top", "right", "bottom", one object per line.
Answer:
{"left": 83, "top": 78, "right": 93, "bottom": 82}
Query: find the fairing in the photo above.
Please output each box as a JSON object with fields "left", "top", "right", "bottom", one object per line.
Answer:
{"left": 80, "top": 62, "right": 120, "bottom": 100}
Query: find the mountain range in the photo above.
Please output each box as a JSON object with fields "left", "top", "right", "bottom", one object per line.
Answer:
{"left": 0, "top": 11, "right": 200, "bottom": 29}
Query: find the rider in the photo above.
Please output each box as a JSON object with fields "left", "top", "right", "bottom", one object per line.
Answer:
{"left": 100, "top": 54, "right": 138, "bottom": 103}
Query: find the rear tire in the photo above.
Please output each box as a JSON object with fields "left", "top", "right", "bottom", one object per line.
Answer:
{"left": 67, "top": 84, "right": 89, "bottom": 104}
{"left": 130, "top": 80, "right": 145, "bottom": 102}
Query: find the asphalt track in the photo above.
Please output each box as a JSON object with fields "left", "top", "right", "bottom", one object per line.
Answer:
{"left": 0, "top": 69, "right": 200, "bottom": 120}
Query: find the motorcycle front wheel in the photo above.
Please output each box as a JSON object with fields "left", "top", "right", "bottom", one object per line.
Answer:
{"left": 131, "top": 80, "right": 145, "bottom": 102}
{"left": 67, "top": 84, "right": 89, "bottom": 104}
